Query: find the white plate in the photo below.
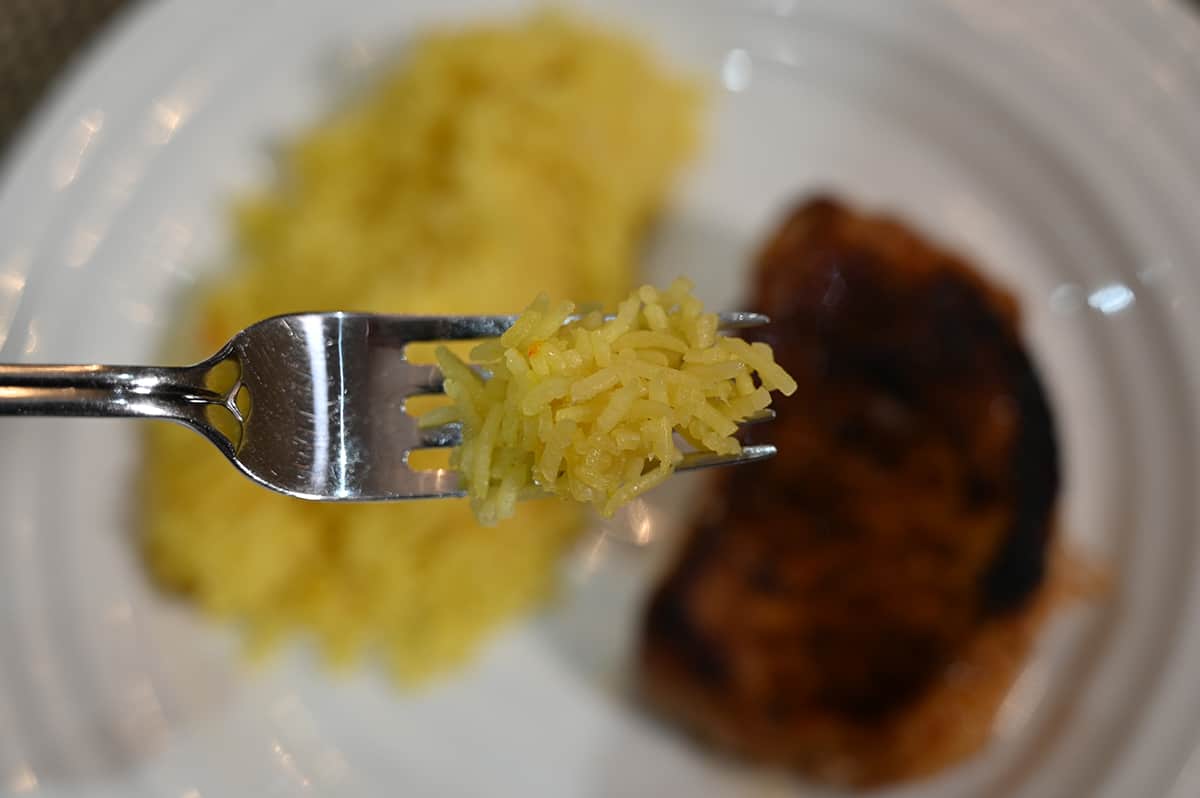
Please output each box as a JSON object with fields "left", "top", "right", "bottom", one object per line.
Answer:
{"left": 2, "top": 1, "right": 1200, "bottom": 795}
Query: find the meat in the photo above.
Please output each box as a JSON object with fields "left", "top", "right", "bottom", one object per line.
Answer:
{"left": 638, "top": 197, "right": 1060, "bottom": 785}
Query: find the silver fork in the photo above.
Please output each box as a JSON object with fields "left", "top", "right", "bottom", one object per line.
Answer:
{"left": 0, "top": 312, "right": 777, "bottom": 501}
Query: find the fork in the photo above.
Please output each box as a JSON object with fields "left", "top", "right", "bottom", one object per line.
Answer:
{"left": 0, "top": 312, "right": 777, "bottom": 501}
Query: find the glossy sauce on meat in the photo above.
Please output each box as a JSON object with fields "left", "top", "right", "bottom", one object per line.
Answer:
{"left": 639, "top": 198, "right": 1060, "bottom": 785}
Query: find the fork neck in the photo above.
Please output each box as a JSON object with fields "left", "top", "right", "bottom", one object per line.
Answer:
{"left": 0, "top": 363, "right": 222, "bottom": 422}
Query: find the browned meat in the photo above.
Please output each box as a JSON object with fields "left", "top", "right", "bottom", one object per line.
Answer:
{"left": 639, "top": 197, "right": 1060, "bottom": 785}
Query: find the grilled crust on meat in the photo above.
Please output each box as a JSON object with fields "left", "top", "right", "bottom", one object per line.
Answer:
{"left": 639, "top": 197, "right": 1060, "bottom": 786}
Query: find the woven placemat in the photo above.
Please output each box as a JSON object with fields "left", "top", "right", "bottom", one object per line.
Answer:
{"left": 0, "top": 0, "right": 130, "bottom": 155}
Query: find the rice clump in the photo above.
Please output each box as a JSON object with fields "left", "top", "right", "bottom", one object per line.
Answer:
{"left": 428, "top": 279, "right": 797, "bottom": 524}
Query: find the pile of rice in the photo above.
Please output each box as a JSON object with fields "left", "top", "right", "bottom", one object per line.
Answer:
{"left": 142, "top": 12, "right": 700, "bottom": 682}
{"left": 428, "top": 279, "right": 796, "bottom": 524}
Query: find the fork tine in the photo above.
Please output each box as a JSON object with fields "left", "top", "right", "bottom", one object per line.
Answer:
{"left": 418, "top": 421, "right": 463, "bottom": 448}
{"left": 402, "top": 363, "right": 492, "bottom": 395}
{"left": 677, "top": 443, "right": 777, "bottom": 472}
{"left": 402, "top": 363, "right": 447, "bottom": 394}
{"left": 402, "top": 442, "right": 773, "bottom": 500}
{"left": 384, "top": 311, "right": 770, "bottom": 346}
{"left": 404, "top": 447, "right": 772, "bottom": 498}
{"left": 740, "top": 408, "right": 775, "bottom": 425}
{"left": 391, "top": 316, "right": 518, "bottom": 342}
{"left": 715, "top": 311, "right": 770, "bottom": 330}
{"left": 403, "top": 345, "right": 777, "bottom": 400}
{"left": 415, "top": 412, "right": 772, "bottom": 451}
{"left": 393, "top": 468, "right": 466, "bottom": 499}
{"left": 401, "top": 310, "right": 774, "bottom": 396}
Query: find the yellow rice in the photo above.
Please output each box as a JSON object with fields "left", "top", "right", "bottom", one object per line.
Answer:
{"left": 142, "top": 12, "right": 700, "bottom": 683}
{"left": 429, "top": 279, "right": 797, "bottom": 524}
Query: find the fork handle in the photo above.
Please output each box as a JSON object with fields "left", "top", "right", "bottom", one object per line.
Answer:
{"left": 0, "top": 363, "right": 222, "bottom": 422}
